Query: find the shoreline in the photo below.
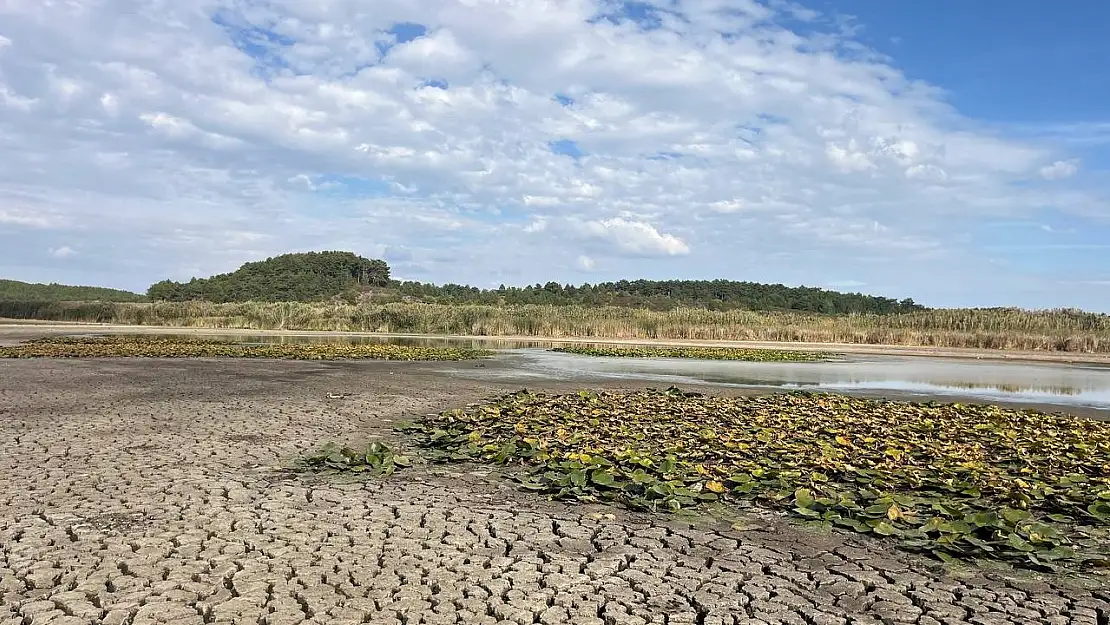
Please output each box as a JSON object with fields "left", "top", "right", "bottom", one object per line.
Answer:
{"left": 3, "top": 319, "right": 1110, "bottom": 365}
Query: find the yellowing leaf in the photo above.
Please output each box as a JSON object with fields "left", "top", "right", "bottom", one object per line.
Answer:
{"left": 887, "top": 504, "right": 904, "bottom": 521}
{"left": 705, "top": 480, "right": 726, "bottom": 494}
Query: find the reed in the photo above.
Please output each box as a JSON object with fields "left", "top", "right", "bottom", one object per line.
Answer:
{"left": 3, "top": 301, "right": 1109, "bottom": 352}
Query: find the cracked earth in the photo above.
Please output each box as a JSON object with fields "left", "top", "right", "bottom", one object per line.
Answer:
{"left": 1, "top": 357, "right": 1108, "bottom": 625}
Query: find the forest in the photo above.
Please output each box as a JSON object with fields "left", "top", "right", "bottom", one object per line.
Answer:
{"left": 396, "top": 279, "right": 924, "bottom": 314}
{"left": 142, "top": 251, "right": 924, "bottom": 313}
{"left": 0, "top": 279, "right": 145, "bottom": 302}
{"left": 146, "top": 251, "right": 391, "bottom": 303}
{"left": 5, "top": 250, "right": 922, "bottom": 315}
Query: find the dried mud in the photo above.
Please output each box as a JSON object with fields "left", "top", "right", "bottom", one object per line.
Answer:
{"left": 1, "top": 357, "right": 1108, "bottom": 625}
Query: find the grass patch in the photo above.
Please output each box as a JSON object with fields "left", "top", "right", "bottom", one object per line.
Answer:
{"left": 0, "top": 335, "right": 493, "bottom": 361}
{"left": 400, "top": 387, "right": 1110, "bottom": 570}
{"left": 551, "top": 345, "right": 833, "bottom": 361}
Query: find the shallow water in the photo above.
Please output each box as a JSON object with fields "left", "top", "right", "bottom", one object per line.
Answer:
{"left": 464, "top": 349, "right": 1110, "bottom": 411}
{"left": 120, "top": 333, "right": 1110, "bottom": 410}
{"left": 152, "top": 333, "right": 553, "bottom": 349}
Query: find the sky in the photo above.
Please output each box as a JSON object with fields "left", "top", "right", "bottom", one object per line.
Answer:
{"left": 1, "top": 1, "right": 1108, "bottom": 310}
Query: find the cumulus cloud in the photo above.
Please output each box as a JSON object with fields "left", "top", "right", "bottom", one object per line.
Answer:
{"left": 1039, "top": 160, "right": 1079, "bottom": 180}
{"left": 49, "top": 246, "right": 77, "bottom": 258}
{"left": 573, "top": 218, "right": 690, "bottom": 257}
{"left": 0, "top": 0, "right": 1105, "bottom": 308}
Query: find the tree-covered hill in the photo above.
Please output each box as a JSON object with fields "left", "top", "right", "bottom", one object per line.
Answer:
{"left": 147, "top": 251, "right": 391, "bottom": 302}
{"left": 143, "top": 250, "right": 922, "bottom": 313}
{"left": 0, "top": 279, "right": 146, "bottom": 302}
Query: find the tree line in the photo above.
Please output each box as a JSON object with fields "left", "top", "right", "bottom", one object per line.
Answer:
{"left": 5, "top": 251, "right": 925, "bottom": 314}
{"left": 395, "top": 279, "right": 924, "bottom": 314}
{"left": 0, "top": 279, "right": 145, "bottom": 302}
{"left": 148, "top": 252, "right": 924, "bottom": 313}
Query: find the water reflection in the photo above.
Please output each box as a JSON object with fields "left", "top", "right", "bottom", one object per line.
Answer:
{"left": 474, "top": 350, "right": 1110, "bottom": 410}
{"left": 139, "top": 333, "right": 1110, "bottom": 410}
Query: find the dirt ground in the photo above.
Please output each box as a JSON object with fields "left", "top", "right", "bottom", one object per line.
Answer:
{"left": 1, "top": 356, "right": 1108, "bottom": 625}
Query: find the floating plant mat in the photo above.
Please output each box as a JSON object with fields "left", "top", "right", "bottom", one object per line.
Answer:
{"left": 402, "top": 387, "right": 1110, "bottom": 570}
{"left": 550, "top": 345, "right": 835, "bottom": 361}
{"left": 0, "top": 335, "right": 493, "bottom": 361}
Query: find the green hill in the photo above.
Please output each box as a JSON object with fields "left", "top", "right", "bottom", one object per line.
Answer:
{"left": 145, "top": 250, "right": 922, "bottom": 314}
{"left": 147, "top": 251, "right": 391, "bottom": 302}
{"left": 0, "top": 279, "right": 146, "bottom": 302}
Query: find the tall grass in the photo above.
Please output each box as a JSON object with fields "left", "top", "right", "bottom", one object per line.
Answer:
{"left": 2, "top": 301, "right": 1109, "bottom": 352}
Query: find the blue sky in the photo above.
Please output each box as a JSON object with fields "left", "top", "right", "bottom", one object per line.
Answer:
{"left": 833, "top": 0, "right": 1110, "bottom": 122}
{"left": 830, "top": 0, "right": 1110, "bottom": 300}
{"left": 0, "top": 0, "right": 1108, "bottom": 310}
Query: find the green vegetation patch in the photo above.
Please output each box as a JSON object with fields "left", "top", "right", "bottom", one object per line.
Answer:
{"left": 0, "top": 335, "right": 493, "bottom": 361}
{"left": 551, "top": 345, "right": 834, "bottom": 361}
{"left": 297, "top": 441, "right": 411, "bottom": 476}
{"left": 401, "top": 388, "right": 1110, "bottom": 570}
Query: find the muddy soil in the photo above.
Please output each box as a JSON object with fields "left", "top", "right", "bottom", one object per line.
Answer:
{"left": 1, "top": 357, "right": 1107, "bottom": 625}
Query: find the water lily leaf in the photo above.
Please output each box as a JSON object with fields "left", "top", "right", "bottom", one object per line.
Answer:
{"left": 1001, "top": 507, "right": 1031, "bottom": 525}
{"left": 590, "top": 469, "right": 616, "bottom": 487}
{"left": 871, "top": 521, "right": 899, "bottom": 536}
{"left": 966, "top": 512, "right": 1000, "bottom": 528}
{"left": 795, "top": 488, "right": 816, "bottom": 509}
{"left": 1087, "top": 502, "right": 1110, "bottom": 522}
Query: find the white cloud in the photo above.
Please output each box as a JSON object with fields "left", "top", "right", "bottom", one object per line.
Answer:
{"left": 0, "top": 207, "right": 55, "bottom": 228}
{"left": 709, "top": 199, "right": 745, "bottom": 213}
{"left": 1039, "top": 159, "right": 1079, "bottom": 180}
{"left": 0, "top": 0, "right": 1105, "bottom": 309}
{"left": 50, "top": 246, "right": 77, "bottom": 258}
{"left": 825, "top": 142, "right": 875, "bottom": 173}
{"left": 577, "top": 255, "right": 595, "bottom": 270}
{"left": 905, "top": 164, "right": 947, "bottom": 181}
{"left": 0, "top": 85, "right": 37, "bottom": 110}
{"left": 523, "top": 217, "right": 548, "bottom": 233}
{"left": 523, "top": 195, "right": 560, "bottom": 207}
{"left": 388, "top": 28, "right": 478, "bottom": 80}
{"left": 573, "top": 217, "right": 689, "bottom": 257}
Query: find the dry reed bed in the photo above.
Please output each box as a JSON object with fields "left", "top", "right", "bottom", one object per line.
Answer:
{"left": 2, "top": 301, "right": 1109, "bottom": 352}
